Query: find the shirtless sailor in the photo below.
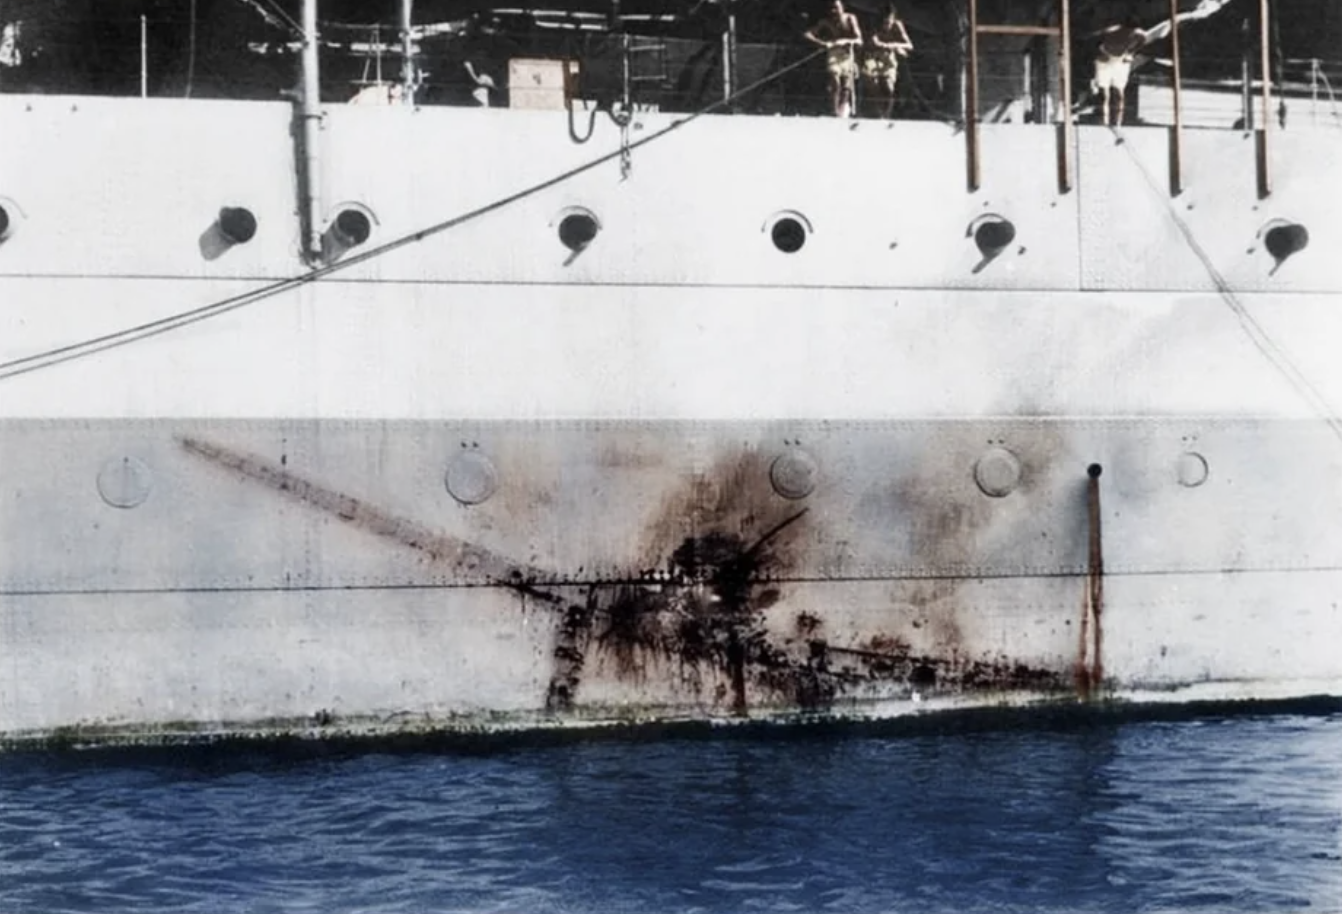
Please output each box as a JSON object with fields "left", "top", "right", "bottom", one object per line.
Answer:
{"left": 805, "top": 0, "right": 863, "bottom": 118}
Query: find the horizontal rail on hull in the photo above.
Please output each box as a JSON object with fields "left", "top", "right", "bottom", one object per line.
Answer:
{"left": 13, "top": 560, "right": 1342, "bottom": 598}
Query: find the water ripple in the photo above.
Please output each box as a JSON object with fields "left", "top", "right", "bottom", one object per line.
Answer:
{"left": 1, "top": 713, "right": 1340, "bottom": 913}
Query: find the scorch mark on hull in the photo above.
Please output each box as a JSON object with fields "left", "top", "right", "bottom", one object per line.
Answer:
{"left": 177, "top": 434, "right": 1074, "bottom": 721}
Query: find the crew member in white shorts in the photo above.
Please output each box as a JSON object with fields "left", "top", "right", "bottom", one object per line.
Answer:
{"left": 1093, "top": 15, "right": 1147, "bottom": 127}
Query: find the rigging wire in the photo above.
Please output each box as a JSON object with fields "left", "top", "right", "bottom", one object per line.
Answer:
{"left": 229, "top": 0, "right": 305, "bottom": 37}
{"left": 1313, "top": 65, "right": 1342, "bottom": 123}
{"left": 0, "top": 47, "right": 826, "bottom": 386}
{"left": 247, "top": 0, "right": 305, "bottom": 37}
{"left": 1108, "top": 128, "right": 1342, "bottom": 442}
{"left": 264, "top": 0, "right": 306, "bottom": 37}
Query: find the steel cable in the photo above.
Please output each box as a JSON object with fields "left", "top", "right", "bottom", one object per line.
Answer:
{"left": 0, "top": 47, "right": 824, "bottom": 385}
{"left": 1108, "top": 127, "right": 1342, "bottom": 442}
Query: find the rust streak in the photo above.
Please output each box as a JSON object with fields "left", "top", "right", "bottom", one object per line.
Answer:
{"left": 546, "top": 596, "right": 596, "bottom": 711}
{"left": 1088, "top": 466, "right": 1105, "bottom": 690}
{"left": 1075, "top": 591, "right": 1091, "bottom": 698}
{"left": 1076, "top": 465, "right": 1105, "bottom": 698}
{"left": 727, "top": 632, "right": 748, "bottom": 715}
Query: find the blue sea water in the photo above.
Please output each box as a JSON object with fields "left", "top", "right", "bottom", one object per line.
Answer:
{"left": 2, "top": 711, "right": 1341, "bottom": 914}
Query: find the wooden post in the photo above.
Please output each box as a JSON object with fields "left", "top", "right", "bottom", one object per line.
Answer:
{"left": 401, "top": 0, "right": 415, "bottom": 105}
{"left": 140, "top": 15, "right": 148, "bottom": 98}
{"left": 1257, "top": 0, "right": 1271, "bottom": 196}
{"left": 966, "top": 0, "right": 980, "bottom": 191}
{"left": 1169, "top": 0, "right": 1183, "bottom": 196}
{"left": 1058, "top": 0, "right": 1072, "bottom": 193}
{"left": 300, "top": 0, "right": 323, "bottom": 261}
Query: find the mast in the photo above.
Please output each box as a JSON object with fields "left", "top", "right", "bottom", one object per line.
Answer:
{"left": 401, "top": 0, "right": 416, "bottom": 105}
{"left": 723, "top": 1, "right": 738, "bottom": 104}
{"left": 139, "top": 15, "right": 147, "bottom": 98}
{"left": 300, "top": 0, "right": 323, "bottom": 262}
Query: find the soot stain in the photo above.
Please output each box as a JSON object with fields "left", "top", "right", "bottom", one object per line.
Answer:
{"left": 583, "top": 508, "right": 1067, "bottom": 714}
{"left": 830, "top": 636, "right": 1067, "bottom": 695}
{"left": 546, "top": 599, "right": 595, "bottom": 712}
{"left": 587, "top": 509, "right": 827, "bottom": 713}
{"left": 795, "top": 611, "right": 822, "bottom": 636}
{"left": 572, "top": 437, "right": 1071, "bottom": 714}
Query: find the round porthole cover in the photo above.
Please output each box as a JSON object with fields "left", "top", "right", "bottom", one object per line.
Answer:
{"left": 1177, "top": 451, "right": 1208, "bottom": 488}
{"left": 445, "top": 451, "right": 498, "bottom": 505}
{"left": 97, "top": 456, "right": 153, "bottom": 509}
{"left": 974, "top": 446, "right": 1021, "bottom": 498}
{"left": 770, "top": 450, "right": 818, "bottom": 500}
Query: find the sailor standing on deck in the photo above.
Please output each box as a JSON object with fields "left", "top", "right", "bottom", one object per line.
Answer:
{"left": 862, "top": 6, "right": 913, "bottom": 120}
{"left": 1092, "top": 15, "right": 1148, "bottom": 126}
{"left": 1090, "top": 0, "right": 1236, "bottom": 127}
{"left": 805, "top": 0, "right": 863, "bottom": 118}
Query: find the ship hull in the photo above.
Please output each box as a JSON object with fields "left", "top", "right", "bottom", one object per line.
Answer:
{"left": 2, "top": 97, "right": 1341, "bottom": 745}
{"left": 3, "top": 415, "right": 1342, "bottom": 747}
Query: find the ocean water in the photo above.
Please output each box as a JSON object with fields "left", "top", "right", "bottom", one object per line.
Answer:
{"left": 2, "top": 711, "right": 1341, "bottom": 914}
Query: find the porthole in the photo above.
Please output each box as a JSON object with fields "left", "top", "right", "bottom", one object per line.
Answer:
{"left": 763, "top": 210, "right": 812, "bottom": 254}
{"left": 321, "top": 202, "right": 379, "bottom": 262}
{"left": 1261, "top": 220, "right": 1308, "bottom": 262}
{"left": 553, "top": 207, "right": 600, "bottom": 253}
{"left": 445, "top": 449, "right": 498, "bottom": 506}
{"left": 770, "top": 450, "right": 818, "bottom": 500}
{"left": 974, "top": 446, "right": 1021, "bottom": 498}
{"left": 968, "top": 214, "right": 1016, "bottom": 258}
{"left": 333, "top": 208, "right": 372, "bottom": 247}
{"left": 0, "top": 196, "right": 23, "bottom": 243}
{"left": 1177, "top": 452, "right": 1208, "bottom": 488}
{"left": 97, "top": 456, "right": 153, "bottom": 509}
{"left": 218, "top": 206, "right": 258, "bottom": 245}
{"left": 772, "top": 219, "right": 806, "bottom": 253}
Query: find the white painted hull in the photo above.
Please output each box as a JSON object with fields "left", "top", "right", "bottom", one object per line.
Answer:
{"left": 2, "top": 414, "right": 1341, "bottom": 746}
{"left": 1, "top": 97, "right": 1340, "bottom": 745}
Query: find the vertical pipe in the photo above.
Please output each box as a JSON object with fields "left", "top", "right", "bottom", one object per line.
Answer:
{"left": 1257, "top": 0, "right": 1271, "bottom": 196}
{"left": 301, "top": 0, "right": 323, "bottom": 261}
{"left": 966, "top": 0, "right": 980, "bottom": 191}
{"left": 720, "top": 8, "right": 734, "bottom": 104}
{"left": 623, "top": 31, "right": 632, "bottom": 109}
{"left": 1086, "top": 464, "right": 1104, "bottom": 696}
{"left": 1058, "top": 0, "right": 1072, "bottom": 193}
{"left": 1259, "top": 0, "right": 1271, "bottom": 129}
{"left": 373, "top": 25, "right": 382, "bottom": 85}
{"left": 1169, "top": 0, "right": 1183, "bottom": 195}
{"left": 1022, "top": 44, "right": 1032, "bottom": 116}
{"left": 140, "top": 15, "right": 148, "bottom": 98}
{"left": 720, "top": 31, "right": 728, "bottom": 103}
{"left": 1240, "top": 16, "right": 1253, "bottom": 131}
{"left": 727, "top": 8, "right": 738, "bottom": 103}
{"left": 401, "top": 0, "right": 415, "bottom": 105}
{"left": 1075, "top": 463, "right": 1105, "bottom": 699}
